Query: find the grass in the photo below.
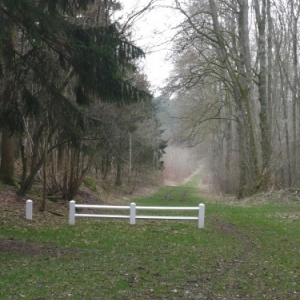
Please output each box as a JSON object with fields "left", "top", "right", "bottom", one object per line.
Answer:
{"left": 0, "top": 174, "right": 300, "bottom": 299}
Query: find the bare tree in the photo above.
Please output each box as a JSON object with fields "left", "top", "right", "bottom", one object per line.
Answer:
{"left": 165, "top": 0, "right": 300, "bottom": 197}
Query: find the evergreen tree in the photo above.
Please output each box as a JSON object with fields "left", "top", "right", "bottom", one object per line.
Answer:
{"left": 0, "top": 0, "right": 151, "bottom": 188}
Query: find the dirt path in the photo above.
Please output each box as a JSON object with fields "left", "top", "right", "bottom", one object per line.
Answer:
{"left": 181, "top": 216, "right": 258, "bottom": 300}
{"left": 189, "top": 182, "right": 259, "bottom": 299}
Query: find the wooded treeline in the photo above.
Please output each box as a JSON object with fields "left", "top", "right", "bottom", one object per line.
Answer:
{"left": 0, "top": 0, "right": 165, "bottom": 206}
{"left": 166, "top": 0, "right": 300, "bottom": 197}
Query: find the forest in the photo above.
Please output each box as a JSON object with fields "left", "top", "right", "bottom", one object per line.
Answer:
{"left": 0, "top": 0, "right": 167, "bottom": 209}
{"left": 165, "top": 0, "right": 300, "bottom": 198}
{"left": 1, "top": 3, "right": 300, "bottom": 299}
{"left": 1, "top": 0, "right": 300, "bottom": 202}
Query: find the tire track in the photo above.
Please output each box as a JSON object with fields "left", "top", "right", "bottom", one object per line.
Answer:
{"left": 183, "top": 219, "right": 257, "bottom": 300}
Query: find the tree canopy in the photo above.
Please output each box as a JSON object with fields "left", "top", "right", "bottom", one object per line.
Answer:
{"left": 0, "top": 0, "right": 151, "bottom": 135}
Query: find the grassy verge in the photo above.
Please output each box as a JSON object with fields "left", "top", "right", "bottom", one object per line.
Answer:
{"left": 0, "top": 174, "right": 299, "bottom": 299}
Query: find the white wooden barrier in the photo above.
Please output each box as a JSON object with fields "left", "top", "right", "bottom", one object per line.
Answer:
{"left": 26, "top": 199, "right": 33, "bottom": 220}
{"left": 69, "top": 201, "right": 205, "bottom": 228}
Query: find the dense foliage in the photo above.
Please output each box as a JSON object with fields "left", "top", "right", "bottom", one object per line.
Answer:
{"left": 0, "top": 0, "right": 165, "bottom": 202}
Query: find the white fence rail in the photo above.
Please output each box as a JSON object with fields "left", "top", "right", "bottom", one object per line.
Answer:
{"left": 69, "top": 201, "right": 205, "bottom": 228}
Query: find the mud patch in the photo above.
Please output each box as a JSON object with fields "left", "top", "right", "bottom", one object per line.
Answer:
{"left": 0, "top": 238, "right": 61, "bottom": 256}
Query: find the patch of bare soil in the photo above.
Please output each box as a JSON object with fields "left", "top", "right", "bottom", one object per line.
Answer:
{"left": 0, "top": 238, "right": 62, "bottom": 256}
{"left": 0, "top": 185, "right": 102, "bottom": 255}
{"left": 0, "top": 183, "right": 159, "bottom": 255}
{"left": 0, "top": 186, "right": 43, "bottom": 224}
{"left": 77, "top": 190, "right": 108, "bottom": 205}
{"left": 213, "top": 218, "right": 256, "bottom": 266}
{"left": 182, "top": 219, "right": 258, "bottom": 300}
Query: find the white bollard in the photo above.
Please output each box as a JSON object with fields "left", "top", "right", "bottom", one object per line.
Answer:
{"left": 26, "top": 200, "right": 33, "bottom": 220}
{"left": 69, "top": 200, "right": 76, "bottom": 225}
{"left": 130, "top": 202, "right": 136, "bottom": 225}
{"left": 198, "top": 203, "right": 205, "bottom": 229}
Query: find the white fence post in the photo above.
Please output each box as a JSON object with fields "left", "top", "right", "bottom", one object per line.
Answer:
{"left": 26, "top": 200, "right": 33, "bottom": 220}
{"left": 130, "top": 202, "right": 136, "bottom": 225}
{"left": 198, "top": 203, "right": 205, "bottom": 229}
{"left": 69, "top": 200, "right": 76, "bottom": 225}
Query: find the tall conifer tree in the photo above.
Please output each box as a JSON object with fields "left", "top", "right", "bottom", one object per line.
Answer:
{"left": 0, "top": 0, "right": 151, "bottom": 186}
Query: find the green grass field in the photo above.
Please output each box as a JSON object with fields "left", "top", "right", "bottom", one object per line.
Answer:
{"left": 0, "top": 175, "right": 299, "bottom": 299}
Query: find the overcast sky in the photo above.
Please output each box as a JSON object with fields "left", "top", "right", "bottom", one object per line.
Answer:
{"left": 118, "top": 0, "right": 183, "bottom": 96}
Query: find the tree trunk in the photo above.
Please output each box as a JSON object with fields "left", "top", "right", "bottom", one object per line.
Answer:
{"left": 292, "top": 3, "right": 300, "bottom": 184}
{"left": 254, "top": 0, "right": 271, "bottom": 189}
{"left": 102, "top": 152, "right": 112, "bottom": 180}
{"left": 0, "top": 129, "right": 15, "bottom": 185}
{"left": 209, "top": 0, "right": 259, "bottom": 196}
{"left": 0, "top": 26, "right": 16, "bottom": 185}
{"left": 17, "top": 153, "right": 45, "bottom": 196}
{"left": 40, "top": 149, "right": 47, "bottom": 212}
{"left": 280, "top": 67, "right": 292, "bottom": 186}
{"left": 115, "top": 159, "right": 122, "bottom": 186}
